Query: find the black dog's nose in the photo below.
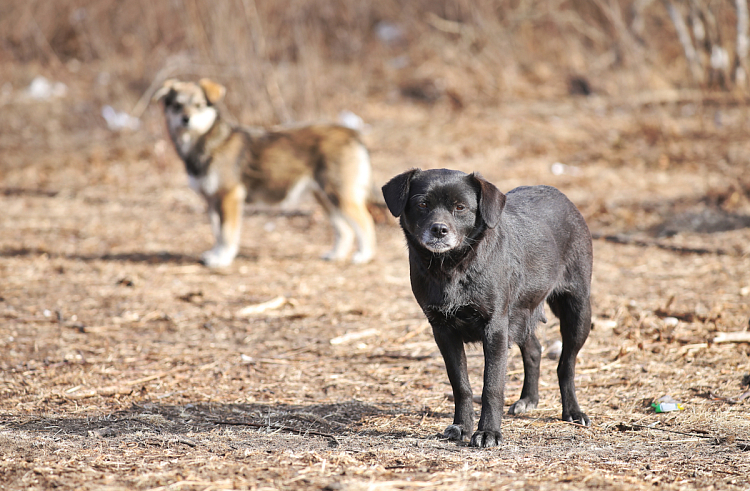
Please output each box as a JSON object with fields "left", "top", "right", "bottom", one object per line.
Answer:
{"left": 430, "top": 223, "right": 449, "bottom": 238}
{"left": 182, "top": 115, "right": 190, "bottom": 125}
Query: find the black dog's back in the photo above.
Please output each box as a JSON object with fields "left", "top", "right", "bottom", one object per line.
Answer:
{"left": 505, "top": 185, "right": 591, "bottom": 258}
{"left": 504, "top": 185, "right": 592, "bottom": 299}
{"left": 505, "top": 185, "right": 593, "bottom": 374}
{"left": 479, "top": 185, "right": 592, "bottom": 348}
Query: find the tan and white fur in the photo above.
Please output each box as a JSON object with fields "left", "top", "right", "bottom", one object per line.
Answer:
{"left": 153, "top": 78, "right": 377, "bottom": 267}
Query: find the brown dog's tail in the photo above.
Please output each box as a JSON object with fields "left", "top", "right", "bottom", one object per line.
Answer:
{"left": 367, "top": 182, "right": 391, "bottom": 224}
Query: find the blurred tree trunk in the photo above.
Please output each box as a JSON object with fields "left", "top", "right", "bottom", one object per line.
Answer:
{"left": 241, "top": 0, "right": 291, "bottom": 123}
{"left": 663, "top": 0, "right": 704, "bottom": 83}
{"left": 735, "top": 0, "right": 749, "bottom": 88}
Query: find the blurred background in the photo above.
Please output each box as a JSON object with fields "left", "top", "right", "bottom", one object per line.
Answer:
{"left": 2, "top": 8, "right": 750, "bottom": 486}
{"left": 1, "top": 0, "right": 749, "bottom": 241}
{"left": 1, "top": 0, "right": 747, "bottom": 143}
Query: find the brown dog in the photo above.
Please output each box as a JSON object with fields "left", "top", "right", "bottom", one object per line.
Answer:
{"left": 153, "top": 78, "right": 377, "bottom": 267}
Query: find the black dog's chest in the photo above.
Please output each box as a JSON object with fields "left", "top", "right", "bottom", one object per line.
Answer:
{"left": 411, "top": 262, "right": 492, "bottom": 343}
{"left": 423, "top": 285, "right": 489, "bottom": 343}
{"left": 435, "top": 305, "right": 487, "bottom": 343}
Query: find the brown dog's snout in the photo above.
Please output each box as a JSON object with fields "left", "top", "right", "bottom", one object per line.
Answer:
{"left": 430, "top": 222, "right": 450, "bottom": 238}
{"left": 182, "top": 115, "right": 190, "bottom": 125}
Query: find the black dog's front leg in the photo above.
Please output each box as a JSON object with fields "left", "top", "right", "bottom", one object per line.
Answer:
{"left": 432, "top": 325, "right": 473, "bottom": 442}
{"left": 472, "top": 316, "right": 509, "bottom": 448}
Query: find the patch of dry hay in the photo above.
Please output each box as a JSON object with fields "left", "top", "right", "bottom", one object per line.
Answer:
{"left": 1, "top": 71, "right": 750, "bottom": 490}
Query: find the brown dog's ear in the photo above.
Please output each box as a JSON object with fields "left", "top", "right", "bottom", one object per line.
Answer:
{"left": 382, "top": 168, "right": 421, "bottom": 218}
{"left": 199, "top": 78, "right": 226, "bottom": 105}
{"left": 152, "top": 79, "right": 178, "bottom": 102}
{"left": 471, "top": 173, "right": 505, "bottom": 228}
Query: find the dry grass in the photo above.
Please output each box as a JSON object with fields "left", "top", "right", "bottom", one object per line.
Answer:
{"left": 2, "top": 0, "right": 746, "bottom": 124}
{"left": 2, "top": 2, "right": 750, "bottom": 489}
{"left": 2, "top": 68, "right": 750, "bottom": 489}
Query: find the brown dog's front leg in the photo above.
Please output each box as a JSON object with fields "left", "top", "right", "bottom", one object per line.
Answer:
{"left": 201, "top": 185, "right": 246, "bottom": 268}
{"left": 472, "top": 317, "right": 509, "bottom": 448}
{"left": 432, "top": 325, "right": 473, "bottom": 442}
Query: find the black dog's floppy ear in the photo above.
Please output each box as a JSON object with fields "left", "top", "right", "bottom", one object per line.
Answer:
{"left": 382, "top": 168, "right": 421, "bottom": 218}
{"left": 471, "top": 172, "right": 506, "bottom": 228}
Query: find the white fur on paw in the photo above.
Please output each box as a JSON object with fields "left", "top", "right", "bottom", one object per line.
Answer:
{"left": 351, "top": 250, "right": 373, "bottom": 264}
{"left": 321, "top": 250, "right": 345, "bottom": 262}
{"left": 508, "top": 399, "right": 537, "bottom": 415}
{"left": 201, "top": 248, "right": 236, "bottom": 268}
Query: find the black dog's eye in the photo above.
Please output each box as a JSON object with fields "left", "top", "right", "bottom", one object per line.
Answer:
{"left": 418, "top": 201, "right": 428, "bottom": 209}
{"left": 455, "top": 204, "right": 466, "bottom": 212}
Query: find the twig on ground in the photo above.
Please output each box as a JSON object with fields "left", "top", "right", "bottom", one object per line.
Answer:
{"left": 592, "top": 233, "right": 731, "bottom": 256}
{"left": 213, "top": 419, "right": 339, "bottom": 444}
{"left": 624, "top": 422, "right": 712, "bottom": 439}
{"left": 124, "top": 361, "right": 219, "bottom": 386}
{"left": 64, "top": 361, "right": 220, "bottom": 399}
{"left": 171, "top": 437, "right": 198, "bottom": 447}
{"left": 621, "top": 422, "right": 750, "bottom": 450}
{"left": 394, "top": 322, "right": 430, "bottom": 344}
{"left": 330, "top": 328, "right": 379, "bottom": 345}
{"left": 235, "top": 296, "right": 288, "bottom": 317}
{"left": 712, "top": 331, "right": 750, "bottom": 344}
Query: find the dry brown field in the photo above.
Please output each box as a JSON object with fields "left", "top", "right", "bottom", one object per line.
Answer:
{"left": 1, "top": 2, "right": 750, "bottom": 488}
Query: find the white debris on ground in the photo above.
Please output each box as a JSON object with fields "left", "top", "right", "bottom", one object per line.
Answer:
{"left": 338, "top": 110, "right": 369, "bottom": 133}
{"left": 26, "top": 76, "right": 68, "bottom": 100}
{"left": 101, "top": 105, "right": 141, "bottom": 131}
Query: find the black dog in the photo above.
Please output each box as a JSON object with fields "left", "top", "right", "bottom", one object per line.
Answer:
{"left": 382, "top": 168, "right": 593, "bottom": 447}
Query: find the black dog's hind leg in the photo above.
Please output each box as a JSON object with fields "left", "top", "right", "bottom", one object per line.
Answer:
{"left": 432, "top": 326, "right": 474, "bottom": 442}
{"left": 548, "top": 292, "right": 591, "bottom": 426}
{"left": 508, "top": 333, "right": 541, "bottom": 415}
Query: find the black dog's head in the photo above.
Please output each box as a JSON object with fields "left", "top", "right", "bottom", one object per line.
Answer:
{"left": 382, "top": 168, "right": 506, "bottom": 254}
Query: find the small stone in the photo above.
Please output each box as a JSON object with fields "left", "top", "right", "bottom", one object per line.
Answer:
{"left": 545, "top": 340, "right": 563, "bottom": 361}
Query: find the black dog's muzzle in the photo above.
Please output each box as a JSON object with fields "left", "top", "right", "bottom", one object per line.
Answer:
{"left": 430, "top": 222, "right": 450, "bottom": 238}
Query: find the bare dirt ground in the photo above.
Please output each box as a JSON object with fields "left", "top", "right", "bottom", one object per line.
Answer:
{"left": 1, "top": 68, "right": 750, "bottom": 490}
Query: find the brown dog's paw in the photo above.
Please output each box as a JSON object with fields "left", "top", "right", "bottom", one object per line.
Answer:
{"left": 508, "top": 398, "right": 538, "bottom": 415}
{"left": 563, "top": 410, "right": 591, "bottom": 426}
{"left": 469, "top": 430, "right": 502, "bottom": 448}
{"left": 443, "top": 424, "right": 470, "bottom": 442}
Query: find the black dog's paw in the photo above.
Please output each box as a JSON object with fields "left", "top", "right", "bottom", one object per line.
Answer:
{"left": 562, "top": 410, "right": 591, "bottom": 426}
{"left": 443, "top": 424, "right": 470, "bottom": 442}
{"left": 469, "top": 430, "right": 502, "bottom": 448}
{"left": 508, "top": 398, "right": 538, "bottom": 415}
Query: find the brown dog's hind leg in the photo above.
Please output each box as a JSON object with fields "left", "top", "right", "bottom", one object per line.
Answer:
{"left": 312, "top": 188, "right": 354, "bottom": 262}
{"left": 201, "top": 184, "right": 245, "bottom": 268}
{"left": 339, "top": 199, "right": 376, "bottom": 264}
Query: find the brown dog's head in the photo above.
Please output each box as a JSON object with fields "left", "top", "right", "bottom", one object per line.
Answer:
{"left": 382, "top": 168, "right": 505, "bottom": 254}
{"left": 153, "top": 79, "right": 226, "bottom": 154}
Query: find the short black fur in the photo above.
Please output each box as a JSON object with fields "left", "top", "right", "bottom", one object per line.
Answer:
{"left": 382, "top": 168, "right": 593, "bottom": 448}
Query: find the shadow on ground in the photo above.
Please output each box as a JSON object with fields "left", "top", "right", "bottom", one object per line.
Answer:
{"left": 0, "top": 248, "right": 197, "bottom": 265}
{"left": 1, "top": 400, "right": 438, "bottom": 444}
